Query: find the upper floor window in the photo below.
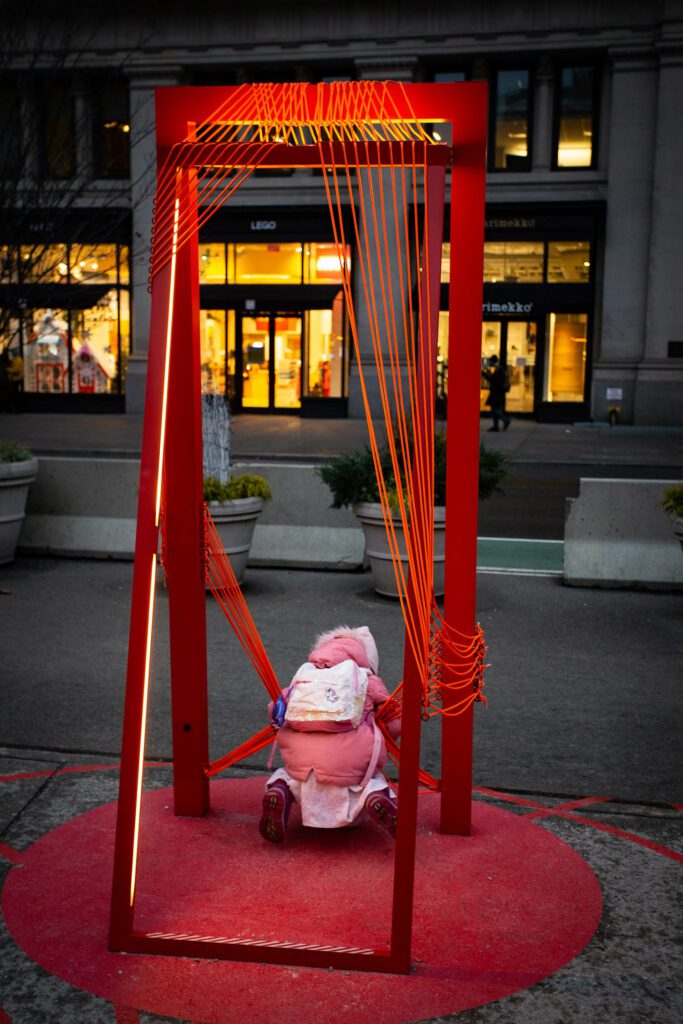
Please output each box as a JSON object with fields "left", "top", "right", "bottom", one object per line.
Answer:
{"left": 0, "top": 81, "right": 21, "bottom": 178}
{"left": 547, "top": 241, "right": 591, "bottom": 282}
{"left": 554, "top": 66, "right": 596, "bottom": 169}
{"left": 440, "top": 240, "right": 591, "bottom": 284}
{"left": 93, "top": 82, "right": 130, "bottom": 178}
{"left": 484, "top": 242, "right": 544, "bottom": 283}
{"left": 41, "top": 81, "right": 76, "bottom": 180}
{"left": 198, "top": 242, "right": 351, "bottom": 285}
{"left": 15, "top": 243, "right": 128, "bottom": 285}
{"left": 492, "top": 69, "right": 531, "bottom": 171}
{"left": 433, "top": 71, "right": 467, "bottom": 83}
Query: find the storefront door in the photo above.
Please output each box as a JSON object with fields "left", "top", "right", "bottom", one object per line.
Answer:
{"left": 480, "top": 319, "right": 537, "bottom": 415}
{"left": 239, "top": 312, "right": 302, "bottom": 411}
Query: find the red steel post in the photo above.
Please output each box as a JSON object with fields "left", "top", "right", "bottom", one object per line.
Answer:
{"left": 440, "top": 88, "right": 488, "bottom": 835}
{"left": 389, "top": 163, "right": 446, "bottom": 971}
{"left": 164, "top": 165, "right": 210, "bottom": 817}
{"left": 109, "top": 253, "right": 175, "bottom": 946}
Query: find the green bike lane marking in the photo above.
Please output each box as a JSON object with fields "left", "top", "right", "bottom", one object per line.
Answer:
{"left": 477, "top": 537, "right": 563, "bottom": 575}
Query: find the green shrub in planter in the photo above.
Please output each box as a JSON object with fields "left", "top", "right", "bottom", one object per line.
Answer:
{"left": 203, "top": 473, "right": 272, "bottom": 503}
{"left": 203, "top": 473, "right": 271, "bottom": 585}
{"left": 0, "top": 440, "right": 33, "bottom": 463}
{"left": 661, "top": 483, "right": 683, "bottom": 520}
{"left": 317, "top": 431, "right": 506, "bottom": 509}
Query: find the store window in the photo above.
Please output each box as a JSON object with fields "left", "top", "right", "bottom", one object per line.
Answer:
{"left": 119, "top": 246, "right": 130, "bottom": 285}
{"left": 199, "top": 243, "right": 228, "bottom": 284}
{"left": 23, "top": 309, "right": 70, "bottom": 393}
{"left": 20, "top": 245, "right": 69, "bottom": 283}
{"left": 93, "top": 82, "right": 130, "bottom": 178}
{"left": 200, "top": 309, "right": 235, "bottom": 399}
{"left": 42, "top": 83, "right": 76, "bottom": 180}
{"left": 555, "top": 67, "right": 595, "bottom": 169}
{"left": 69, "top": 244, "right": 118, "bottom": 283}
{"left": 70, "top": 292, "right": 120, "bottom": 393}
{"left": 234, "top": 243, "right": 302, "bottom": 283}
{"left": 544, "top": 312, "right": 587, "bottom": 402}
{"left": 441, "top": 240, "right": 591, "bottom": 285}
{"left": 118, "top": 289, "right": 130, "bottom": 383}
{"left": 506, "top": 321, "right": 536, "bottom": 414}
{"left": 436, "top": 311, "right": 449, "bottom": 407}
{"left": 480, "top": 322, "right": 503, "bottom": 410}
{"left": 0, "top": 246, "right": 17, "bottom": 283}
{"left": 0, "top": 315, "right": 21, "bottom": 358}
{"left": 305, "top": 292, "right": 344, "bottom": 398}
{"left": 492, "top": 69, "right": 531, "bottom": 171}
{"left": 484, "top": 242, "right": 543, "bottom": 283}
{"left": 547, "top": 241, "right": 591, "bottom": 282}
{"left": 8, "top": 240, "right": 131, "bottom": 398}
{"left": 304, "top": 243, "right": 350, "bottom": 284}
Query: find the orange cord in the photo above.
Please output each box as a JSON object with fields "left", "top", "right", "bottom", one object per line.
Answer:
{"left": 154, "top": 82, "right": 487, "bottom": 781}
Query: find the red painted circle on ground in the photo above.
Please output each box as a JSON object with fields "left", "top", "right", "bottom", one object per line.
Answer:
{"left": 2, "top": 777, "right": 601, "bottom": 1023}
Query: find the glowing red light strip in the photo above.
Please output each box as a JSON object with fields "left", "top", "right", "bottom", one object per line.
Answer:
{"left": 129, "top": 554, "right": 158, "bottom": 905}
{"left": 124, "top": 193, "right": 181, "bottom": 906}
{"left": 155, "top": 195, "right": 180, "bottom": 527}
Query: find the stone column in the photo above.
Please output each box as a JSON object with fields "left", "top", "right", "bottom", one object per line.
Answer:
{"left": 125, "top": 68, "right": 180, "bottom": 414}
{"left": 637, "top": 38, "right": 683, "bottom": 423}
{"left": 593, "top": 47, "right": 658, "bottom": 423}
{"left": 348, "top": 58, "right": 419, "bottom": 418}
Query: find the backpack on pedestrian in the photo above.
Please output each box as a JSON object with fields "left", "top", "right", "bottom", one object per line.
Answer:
{"left": 274, "top": 658, "right": 370, "bottom": 733}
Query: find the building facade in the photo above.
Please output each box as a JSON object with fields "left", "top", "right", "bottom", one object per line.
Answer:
{"left": 1, "top": 0, "right": 681, "bottom": 424}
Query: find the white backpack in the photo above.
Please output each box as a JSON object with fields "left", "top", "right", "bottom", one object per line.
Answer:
{"left": 284, "top": 659, "right": 369, "bottom": 732}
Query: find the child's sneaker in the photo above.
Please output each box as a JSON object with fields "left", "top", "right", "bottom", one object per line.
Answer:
{"left": 259, "top": 781, "right": 292, "bottom": 843}
{"left": 365, "top": 792, "right": 398, "bottom": 837}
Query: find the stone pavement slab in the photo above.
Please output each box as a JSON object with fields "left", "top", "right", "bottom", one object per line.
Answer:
{"left": 0, "top": 762, "right": 681, "bottom": 1024}
{"left": 1, "top": 558, "right": 681, "bottom": 1023}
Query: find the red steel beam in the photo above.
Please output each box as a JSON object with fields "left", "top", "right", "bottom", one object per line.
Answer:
{"left": 389, "top": 162, "right": 446, "bottom": 971}
{"left": 109, "top": 253, "right": 176, "bottom": 945}
{"left": 160, "top": 140, "right": 451, "bottom": 170}
{"left": 123, "top": 931, "right": 399, "bottom": 972}
{"left": 164, "top": 167, "right": 210, "bottom": 817}
{"left": 153, "top": 82, "right": 485, "bottom": 149}
{"left": 440, "top": 85, "right": 488, "bottom": 836}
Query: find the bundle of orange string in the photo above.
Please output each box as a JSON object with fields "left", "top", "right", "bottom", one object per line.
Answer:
{"left": 155, "top": 81, "right": 487, "bottom": 792}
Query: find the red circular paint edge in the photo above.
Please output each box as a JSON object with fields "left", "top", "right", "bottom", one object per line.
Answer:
{"left": 2, "top": 777, "right": 602, "bottom": 1024}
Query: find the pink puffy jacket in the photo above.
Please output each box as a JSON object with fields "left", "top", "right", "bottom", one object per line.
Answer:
{"left": 273, "top": 635, "right": 401, "bottom": 787}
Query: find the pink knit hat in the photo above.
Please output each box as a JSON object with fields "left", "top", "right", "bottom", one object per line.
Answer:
{"left": 313, "top": 625, "right": 379, "bottom": 674}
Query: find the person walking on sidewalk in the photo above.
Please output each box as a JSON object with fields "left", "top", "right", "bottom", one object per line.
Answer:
{"left": 483, "top": 354, "right": 511, "bottom": 432}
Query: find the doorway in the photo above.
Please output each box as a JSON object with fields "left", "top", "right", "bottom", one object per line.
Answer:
{"left": 480, "top": 319, "right": 537, "bottom": 415}
{"left": 239, "top": 312, "right": 302, "bottom": 411}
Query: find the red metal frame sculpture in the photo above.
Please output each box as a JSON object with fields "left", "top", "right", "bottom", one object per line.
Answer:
{"left": 109, "top": 82, "right": 486, "bottom": 974}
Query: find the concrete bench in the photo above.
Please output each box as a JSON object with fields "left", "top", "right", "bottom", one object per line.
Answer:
{"left": 18, "top": 456, "right": 364, "bottom": 569}
{"left": 564, "top": 478, "right": 683, "bottom": 590}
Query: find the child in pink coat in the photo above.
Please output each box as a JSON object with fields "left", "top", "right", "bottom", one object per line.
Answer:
{"left": 259, "top": 625, "right": 401, "bottom": 843}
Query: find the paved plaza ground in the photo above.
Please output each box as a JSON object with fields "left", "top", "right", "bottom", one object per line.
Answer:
{"left": 1, "top": 555, "right": 681, "bottom": 1023}
{"left": 1, "top": 413, "right": 682, "bottom": 1021}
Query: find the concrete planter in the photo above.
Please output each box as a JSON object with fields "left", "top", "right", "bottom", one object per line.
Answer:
{"left": 0, "top": 457, "right": 39, "bottom": 564}
{"left": 353, "top": 501, "right": 446, "bottom": 599}
{"left": 206, "top": 496, "right": 264, "bottom": 584}
{"left": 674, "top": 517, "right": 683, "bottom": 554}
